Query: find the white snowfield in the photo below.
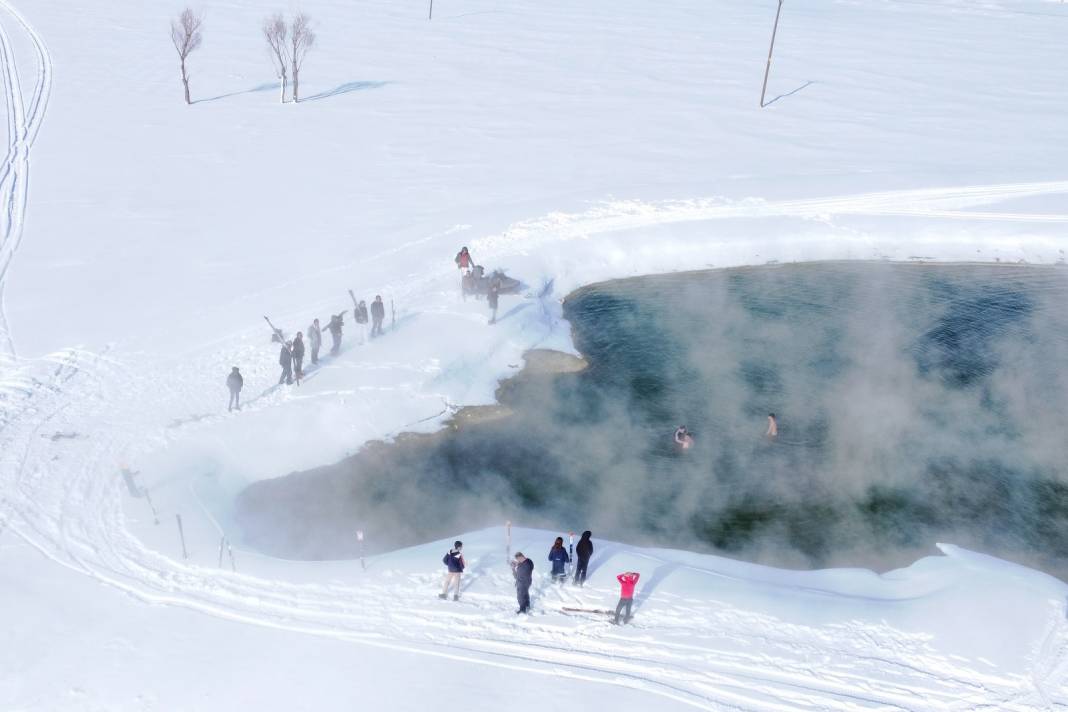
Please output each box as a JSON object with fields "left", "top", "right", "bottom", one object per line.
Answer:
{"left": 2, "top": 0, "right": 1068, "bottom": 709}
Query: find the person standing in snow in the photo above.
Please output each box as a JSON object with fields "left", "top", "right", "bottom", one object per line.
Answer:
{"left": 226, "top": 366, "right": 243, "bottom": 412}
{"left": 487, "top": 281, "right": 500, "bottom": 325}
{"left": 766, "top": 413, "right": 778, "bottom": 439}
{"left": 370, "top": 295, "right": 385, "bottom": 338}
{"left": 354, "top": 300, "right": 369, "bottom": 343}
{"left": 326, "top": 313, "right": 344, "bottom": 355}
{"left": 439, "top": 541, "right": 465, "bottom": 601}
{"left": 573, "top": 530, "right": 593, "bottom": 586}
{"left": 548, "top": 536, "right": 570, "bottom": 584}
{"left": 279, "top": 342, "right": 294, "bottom": 385}
{"left": 455, "top": 246, "right": 473, "bottom": 273}
{"left": 613, "top": 571, "right": 640, "bottom": 625}
{"left": 511, "top": 552, "right": 534, "bottom": 614}
{"left": 292, "top": 332, "right": 305, "bottom": 383}
{"left": 308, "top": 319, "right": 322, "bottom": 365}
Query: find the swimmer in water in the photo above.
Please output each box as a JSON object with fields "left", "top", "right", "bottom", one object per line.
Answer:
{"left": 674, "top": 425, "right": 694, "bottom": 450}
{"left": 765, "top": 413, "right": 778, "bottom": 438}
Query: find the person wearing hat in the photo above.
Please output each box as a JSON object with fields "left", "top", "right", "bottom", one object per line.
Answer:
{"left": 511, "top": 552, "right": 534, "bottom": 614}
{"left": 439, "top": 540, "right": 466, "bottom": 601}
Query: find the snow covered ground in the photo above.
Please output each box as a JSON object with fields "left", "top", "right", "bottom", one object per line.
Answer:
{"left": 2, "top": 0, "right": 1068, "bottom": 708}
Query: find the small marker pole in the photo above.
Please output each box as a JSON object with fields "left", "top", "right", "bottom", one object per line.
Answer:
{"left": 176, "top": 514, "right": 188, "bottom": 559}
{"left": 568, "top": 531, "right": 574, "bottom": 577}
{"left": 760, "top": 0, "right": 785, "bottom": 108}
{"left": 391, "top": 300, "right": 395, "bottom": 331}
{"left": 227, "top": 539, "right": 236, "bottom": 572}
{"left": 506, "top": 520, "right": 512, "bottom": 560}
{"left": 428, "top": 0, "right": 433, "bottom": 20}
{"left": 218, "top": 536, "right": 225, "bottom": 567}
{"left": 357, "top": 530, "right": 365, "bottom": 570}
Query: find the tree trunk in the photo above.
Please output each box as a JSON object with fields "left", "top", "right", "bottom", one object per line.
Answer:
{"left": 279, "top": 69, "right": 288, "bottom": 104}
{"left": 180, "top": 57, "right": 191, "bottom": 105}
{"left": 292, "top": 68, "right": 299, "bottom": 103}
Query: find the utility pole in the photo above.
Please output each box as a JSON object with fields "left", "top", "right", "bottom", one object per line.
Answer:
{"left": 760, "top": 0, "right": 785, "bottom": 108}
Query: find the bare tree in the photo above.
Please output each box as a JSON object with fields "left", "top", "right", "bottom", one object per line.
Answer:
{"left": 289, "top": 13, "right": 315, "bottom": 103}
{"left": 170, "top": 8, "right": 203, "bottom": 105}
{"left": 263, "top": 13, "right": 290, "bottom": 104}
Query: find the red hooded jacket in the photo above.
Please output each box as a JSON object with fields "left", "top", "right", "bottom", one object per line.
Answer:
{"left": 617, "top": 572, "right": 640, "bottom": 599}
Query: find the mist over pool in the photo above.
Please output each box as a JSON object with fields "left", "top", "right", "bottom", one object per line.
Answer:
{"left": 237, "top": 262, "right": 1068, "bottom": 577}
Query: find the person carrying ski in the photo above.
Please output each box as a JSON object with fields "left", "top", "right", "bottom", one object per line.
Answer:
{"left": 326, "top": 313, "right": 344, "bottom": 355}
{"left": 487, "top": 281, "right": 500, "bottom": 325}
{"left": 370, "top": 295, "right": 385, "bottom": 338}
{"left": 574, "top": 530, "right": 593, "bottom": 586}
{"left": 278, "top": 342, "right": 294, "bottom": 385}
{"left": 438, "top": 540, "right": 465, "bottom": 601}
{"left": 292, "top": 332, "right": 305, "bottom": 383}
{"left": 613, "top": 571, "right": 640, "bottom": 625}
{"left": 548, "top": 536, "right": 570, "bottom": 584}
{"left": 354, "top": 300, "right": 369, "bottom": 343}
{"left": 226, "top": 366, "right": 243, "bottom": 412}
{"left": 511, "top": 552, "right": 534, "bottom": 614}
{"left": 455, "top": 246, "right": 473, "bottom": 272}
{"left": 308, "top": 319, "right": 322, "bottom": 365}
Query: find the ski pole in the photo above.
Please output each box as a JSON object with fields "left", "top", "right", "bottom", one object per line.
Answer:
{"left": 357, "top": 530, "right": 365, "bottom": 570}
{"left": 176, "top": 514, "right": 188, "bottom": 559}
{"left": 568, "top": 531, "right": 574, "bottom": 577}
{"left": 263, "top": 315, "right": 285, "bottom": 343}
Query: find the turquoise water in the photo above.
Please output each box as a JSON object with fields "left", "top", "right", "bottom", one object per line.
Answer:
{"left": 238, "top": 262, "right": 1068, "bottom": 575}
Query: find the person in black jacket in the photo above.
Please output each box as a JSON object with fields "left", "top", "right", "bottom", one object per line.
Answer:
{"left": 573, "top": 530, "right": 593, "bottom": 586}
{"left": 439, "top": 541, "right": 465, "bottom": 601}
{"left": 278, "top": 342, "right": 293, "bottom": 385}
{"left": 487, "top": 282, "right": 500, "bottom": 324}
{"left": 308, "top": 319, "right": 322, "bottom": 364}
{"left": 370, "top": 295, "right": 385, "bottom": 338}
{"left": 511, "top": 552, "right": 534, "bottom": 614}
{"left": 326, "top": 313, "right": 344, "bottom": 355}
{"left": 226, "top": 366, "right": 243, "bottom": 412}
{"left": 292, "top": 332, "right": 305, "bottom": 383}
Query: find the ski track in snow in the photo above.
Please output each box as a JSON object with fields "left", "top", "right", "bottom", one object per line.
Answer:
{"left": 0, "top": 4, "right": 1067, "bottom": 709}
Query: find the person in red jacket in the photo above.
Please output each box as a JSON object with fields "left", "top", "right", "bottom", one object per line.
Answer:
{"left": 613, "top": 571, "right": 640, "bottom": 624}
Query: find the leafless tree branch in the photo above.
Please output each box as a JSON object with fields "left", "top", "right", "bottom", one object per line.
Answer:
{"left": 170, "top": 8, "right": 203, "bottom": 105}
{"left": 290, "top": 13, "right": 315, "bottom": 103}
{"left": 263, "top": 13, "right": 290, "bottom": 104}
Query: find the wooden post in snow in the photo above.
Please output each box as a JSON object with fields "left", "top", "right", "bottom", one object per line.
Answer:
{"left": 428, "top": 0, "right": 434, "bottom": 20}
{"left": 176, "top": 514, "right": 188, "bottom": 559}
{"left": 357, "top": 530, "right": 366, "bottom": 570}
{"left": 506, "top": 520, "right": 512, "bottom": 560}
{"left": 760, "top": 0, "right": 785, "bottom": 108}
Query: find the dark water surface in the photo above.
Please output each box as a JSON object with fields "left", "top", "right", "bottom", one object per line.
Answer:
{"left": 237, "top": 262, "right": 1068, "bottom": 577}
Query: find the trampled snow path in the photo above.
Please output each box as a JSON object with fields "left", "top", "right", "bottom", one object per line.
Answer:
{"left": 4, "top": 183, "right": 1068, "bottom": 710}
{"left": 0, "top": 0, "right": 51, "bottom": 360}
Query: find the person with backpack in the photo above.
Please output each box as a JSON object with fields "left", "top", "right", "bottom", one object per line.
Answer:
{"left": 291, "top": 332, "right": 305, "bottom": 383}
{"left": 613, "top": 571, "right": 640, "bottom": 625}
{"left": 455, "top": 246, "right": 473, "bottom": 272}
{"left": 226, "top": 366, "right": 243, "bottom": 412}
{"left": 278, "top": 342, "right": 294, "bottom": 385}
{"left": 354, "top": 300, "right": 369, "bottom": 343}
{"left": 370, "top": 295, "right": 385, "bottom": 338}
{"left": 438, "top": 541, "right": 465, "bottom": 601}
{"left": 548, "top": 536, "right": 570, "bottom": 584}
{"left": 511, "top": 552, "right": 534, "bottom": 614}
{"left": 573, "top": 530, "right": 593, "bottom": 586}
{"left": 326, "top": 313, "right": 344, "bottom": 355}
{"left": 308, "top": 319, "right": 322, "bottom": 365}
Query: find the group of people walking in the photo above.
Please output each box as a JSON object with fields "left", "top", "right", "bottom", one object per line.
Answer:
{"left": 224, "top": 293, "right": 389, "bottom": 411}
{"left": 438, "top": 531, "right": 639, "bottom": 625}
{"left": 455, "top": 246, "right": 505, "bottom": 324}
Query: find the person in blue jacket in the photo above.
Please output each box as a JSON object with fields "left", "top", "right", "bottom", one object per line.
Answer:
{"left": 438, "top": 540, "right": 465, "bottom": 601}
{"left": 548, "top": 536, "right": 570, "bottom": 584}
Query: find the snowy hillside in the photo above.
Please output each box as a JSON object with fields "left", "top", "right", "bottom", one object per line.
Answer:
{"left": 1, "top": 0, "right": 1067, "bottom": 708}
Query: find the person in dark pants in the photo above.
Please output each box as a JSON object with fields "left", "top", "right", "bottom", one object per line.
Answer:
{"left": 511, "top": 552, "right": 534, "bottom": 614}
{"left": 326, "top": 313, "right": 344, "bottom": 355}
{"left": 370, "top": 295, "right": 385, "bottom": 338}
{"left": 308, "top": 319, "right": 322, "bottom": 365}
{"left": 614, "top": 571, "right": 640, "bottom": 624}
{"left": 226, "top": 366, "right": 243, "bottom": 412}
{"left": 548, "top": 536, "right": 570, "bottom": 584}
{"left": 438, "top": 541, "right": 465, "bottom": 601}
{"left": 279, "top": 342, "right": 293, "bottom": 385}
{"left": 487, "top": 282, "right": 500, "bottom": 324}
{"left": 292, "top": 332, "right": 305, "bottom": 383}
{"left": 573, "top": 530, "right": 593, "bottom": 586}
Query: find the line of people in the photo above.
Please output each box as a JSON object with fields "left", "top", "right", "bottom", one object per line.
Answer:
{"left": 438, "top": 531, "right": 639, "bottom": 624}
{"left": 456, "top": 246, "right": 513, "bottom": 325}
{"left": 224, "top": 294, "right": 389, "bottom": 411}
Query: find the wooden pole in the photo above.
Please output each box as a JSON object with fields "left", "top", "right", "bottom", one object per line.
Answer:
{"left": 506, "top": 520, "right": 512, "bottom": 560}
{"left": 357, "top": 530, "right": 365, "bottom": 570}
{"left": 428, "top": 0, "right": 433, "bottom": 20}
{"left": 176, "top": 514, "right": 188, "bottom": 559}
{"left": 760, "top": 0, "right": 785, "bottom": 108}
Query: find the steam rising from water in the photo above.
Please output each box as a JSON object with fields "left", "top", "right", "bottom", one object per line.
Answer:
{"left": 237, "top": 263, "right": 1068, "bottom": 577}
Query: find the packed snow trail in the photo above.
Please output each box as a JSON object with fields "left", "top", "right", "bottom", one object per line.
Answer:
{"left": 4, "top": 185, "right": 1068, "bottom": 711}
{"left": 0, "top": 0, "right": 51, "bottom": 359}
